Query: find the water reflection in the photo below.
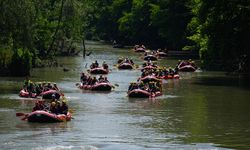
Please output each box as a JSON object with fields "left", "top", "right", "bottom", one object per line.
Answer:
{"left": 194, "top": 75, "right": 250, "bottom": 89}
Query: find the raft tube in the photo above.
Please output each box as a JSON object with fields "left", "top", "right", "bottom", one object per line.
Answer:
{"left": 144, "top": 55, "right": 158, "bottom": 61}
{"left": 118, "top": 62, "right": 133, "bottom": 69}
{"left": 79, "top": 82, "right": 113, "bottom": 91}
{"left": 157, "top": 52, "right": 167, "bottom": 57}
{"left": 91, "top": 82, "right": 113, "bottom": 91}
{"left": 128, "top": 89, "right": 162, "bottom": 98}
{"left": 140, "top": 75, "right": 162, "bottom": 83}
{"left": 19, "top": 89, "right": 37, "bottom": 98}
{"left": 141, "top": 65, "right": 158, "bottom": 71}
{"left": 178, "top": 65, "right": 196, "bottom": 72}
{"left": 160, "top": 74, "right": 180, "bottom": 79}
{"left": 27, "top": 110, "right": 71, "bottom": 123}
{"left": 89, "top": 67, "right": 109, "bottom": 74}
{"left": 40, "top": 90, "right": 61, "bottom": 99}
{"left": 134, "top": 47, "right": 146, "bottom": 52}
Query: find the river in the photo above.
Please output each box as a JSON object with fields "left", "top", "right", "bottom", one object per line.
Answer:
{"left": 0, "top": 41, "right": 250, "bottom": 150}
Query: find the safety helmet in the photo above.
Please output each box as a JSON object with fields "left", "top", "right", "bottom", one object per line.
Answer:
{"left": 51, "top": 102, "right": 56, "bottom": 106}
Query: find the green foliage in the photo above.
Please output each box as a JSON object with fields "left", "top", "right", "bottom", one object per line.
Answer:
{"left": 0, "top": 0, "right": 87, "bottom": 76}
{"left": 9, "top": 48, "right": 32, "bottom": 76}
{"left": 0, "top": 0, "right": 249, "bottom": 74}
{"left": 86, "top": 0, "right": 192, "bottom": 48}
{"left": 150, "top": 0, "right": 193, "bottom": 49}
{"left": 0, "top": 47, "right": 13, "bottom": 71}
{"left": 187, "top": 0, "right": 250, "bottom": 72}
{"left": 119, "top": 0, "right": 158, "bottom": 45}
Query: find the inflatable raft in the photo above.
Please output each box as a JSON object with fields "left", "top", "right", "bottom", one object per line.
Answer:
{"left": 140, "top": 75, "right": 162, "bottom": 83}
{"left": 177, "top": 61, "right": 197, "bottom": 72}
{"left": 26, "top": 110, "right": 71, "bottom": 123}
{"left": 160, "top": 74, "right": 180, "bottom": 79}
{"left": 91, "top": 82, "right": 113, "bottom": 91}
{"left": 178, "top": 65, "right": 196, "bottom": 72}
{"left": 144, "top": 55, "right": 158, "bottom": 61}
{"left": 134, "top": 47, "right": 146, "bottom": 52}
{"left": 40, "top": 90, "right": 61, "bottom": 99}
{"left": 118, "top": 62, "right": 133, "bottom": 69}
{"left": 19, "top": 89, "right": 37, "bottom": 98}
{"left": 157, "top": 52, "right": 167, "bottom": 57}
{"left": 79, "top": 82, "right": 113, "bottom": 91}
{"left": 89, "top": 67, "right": 109, "bottom": 74}
{"left": 142, "top": 65, "right": 158, "bottom": 71}
{"left": 128, "top": 89, "right": 162, "bottom": 98}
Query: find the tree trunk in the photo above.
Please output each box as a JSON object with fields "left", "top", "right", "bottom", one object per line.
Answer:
{"left": 47, "top": 0, "right": 64, "bottom": 55}
{"left": 83, "top": 39, "right": 86, "bottom": 58}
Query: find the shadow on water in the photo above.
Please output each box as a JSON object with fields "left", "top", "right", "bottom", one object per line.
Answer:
{"left": 193, "top": 75, "right": 250, "bottom": 90}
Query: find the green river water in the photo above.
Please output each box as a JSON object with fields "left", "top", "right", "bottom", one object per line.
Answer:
{"left": 0, "top": 41, "right": 250, "bottom": 150}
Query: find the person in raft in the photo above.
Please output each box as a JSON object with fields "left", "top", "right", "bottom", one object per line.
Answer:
{"left": 98, "top": 75, "right": 105, "bottom": 82}
{"left": 91, "top": 77, "right": 98, "bottom": 85}
{"left": 23, "top": 78, "right": 35, "bottom": 97}
{"left": 51, "top": 94, "right": 59, "bottom": 102}
{"left": 94, "top": 60, "right": 99, "bottom": 68}
{"left": 80, "top": 72, "right": 88, "bottom": 84}
{"left": 102, "top": 61, "right": 108, "bottom": 69}
{"left": 90, "top": 60, "right": 99, "bottom": 69}
{"left": 60, "top": 100, "right": 69, "bottom": 115}
{"left": 32, "top": 101, "right": 44, "bottom": 112}
{"left": 117, "top": 57, "right": 123, "bottom": 64}
{"left": 103, "top": 77, "right": 109, "bottom": 83}
{"left": 49, "top": 102, "right": 58, "bottom": 114}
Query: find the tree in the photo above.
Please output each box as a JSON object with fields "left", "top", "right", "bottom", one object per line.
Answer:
{"left": 187, "top": 0, "right": 250, "bottom": 72}
{"left": 150, "top": 0, "right": 193, "bottom": 49}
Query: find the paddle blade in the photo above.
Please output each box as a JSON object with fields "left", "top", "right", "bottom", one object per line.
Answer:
{"left": 20, "top": 114, "right": 29, "bottom": 121}
{"left": 21, "top": 116, "right": 28, "bottom": 121}
{"left": 16, "top": 112, "right": 25, "bottom": 117}
{"left": 68, "top": 109, "right": 74, "bottom": 114}
{"left": 62, "top": 96, "right": 68, "bottom": 101}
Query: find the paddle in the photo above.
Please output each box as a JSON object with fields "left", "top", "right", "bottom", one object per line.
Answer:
{"left": 16, "top": 112, "right": 29, "bottom": 121}
{"left": 16, "top": 112, "right": 26, "bottom": 117}
{"left": 68, "top": 109, "right": 75, "bottom": 114}
{"left": 60, "top": 95, "right": 69, "bottom": 105}
{"left": 109, "top": 83, "right": 119, "bottom": 89}
{"left": 21, "top": 115, "right": 29, "bottom": 121}
{"left": 59, "top": 91, "right": 65, "bottom": 97}
{"left": 86, "top": 52, "right": 92, "bottom": 56}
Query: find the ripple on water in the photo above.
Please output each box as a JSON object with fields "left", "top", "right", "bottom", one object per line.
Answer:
{"left": 0, "top": 94, "right": 20, "bottom": 100}
{"left": 0, "top": 108, "right": 14, "bottom": 112}
{"left": 32, "top": 145, "right": 98, "bottom": 150}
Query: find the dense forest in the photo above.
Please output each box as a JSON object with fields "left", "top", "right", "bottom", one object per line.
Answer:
{"left": 0, "top": 0, "right": 249, "bottom": 76}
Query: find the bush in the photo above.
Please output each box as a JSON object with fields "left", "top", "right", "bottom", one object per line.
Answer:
{"left": 9, "top": 48, "right": 32, "bottom": 76}
{"left": 0, "top": 47, "right": 13, "bottom": 75}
